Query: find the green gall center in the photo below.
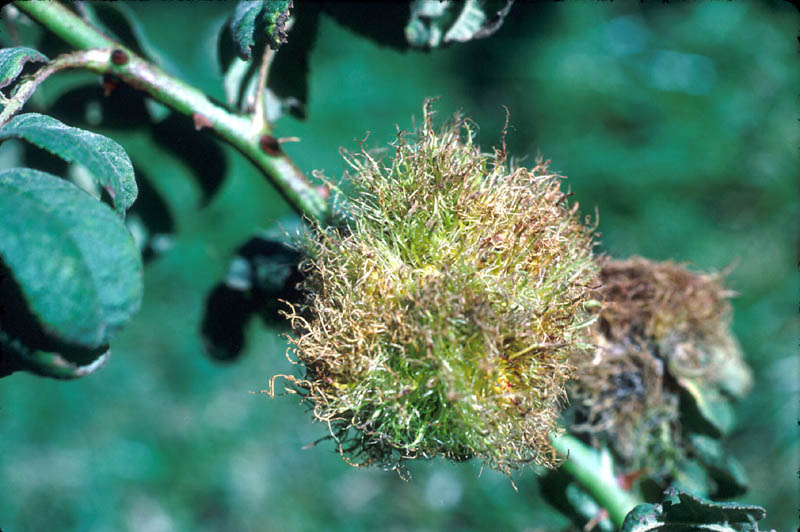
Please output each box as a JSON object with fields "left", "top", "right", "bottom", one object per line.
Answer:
{"left": 282, "top": 105, "right": 599, "bottom": 475}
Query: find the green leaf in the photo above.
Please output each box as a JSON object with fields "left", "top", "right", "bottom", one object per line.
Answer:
{"left": 0, "top": 113, "right": 137, "bottom": 214}
{"left": 678, "top": 377, "right": 735, "bottom": 437}
{"left": 230, "top": 0, "right": 266, "bottom": 60}
{"left": 85, "top": 3, "right": 229, "bottom": 101}
{"left": 620, "top": 488, "right": 768, "bottom": 532}
{"left": 19, "top": 350, "right": 110, "bottom": 379}
{"left": 0, "top": 329, "right": 109, "bottom": 380}
{"left": 230, "top": 0, "right": 293, "bottom": 60}
{"left": 0, "top": 168, "right": 143, "bottom": 351}
{"left": 77, "top": 3, "right": 182, "bottom": 78}
{"left": 201, "top": 235, "right": 301, "bottom": 361}
{"left": 266, "top": 3, "right": 320, "bottom": 119}
{"left": 0, "top": 46, "right": 48, "bottom": 90}
{"left": 688, "top": 434, "right": 749, "bottom": 498}
{"left": 405, "top": 0, "right": 514, "bottom": 48}
{"left": 671, "top": 459, "right": 714, "bottom": 499}
{"left": 262, "top": 0, "right": 293, "bottom": 50}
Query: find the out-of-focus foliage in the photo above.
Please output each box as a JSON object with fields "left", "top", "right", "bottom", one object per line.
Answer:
{"left": 621, "top": 488, "right": 767, "bottom": 532}
{"left": 567, "top": 258, "right": 752, "bottom": 500}
{"left": 405, "top": 0, "right": 514, "bottom": 48}
{"left": 0, "top": 1, "right": 795, "bottom": 531}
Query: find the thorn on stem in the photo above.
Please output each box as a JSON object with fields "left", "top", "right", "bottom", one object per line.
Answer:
{"left": 259, "top": 134, "right": 282, "bottom": 156}
{"left": 192, "top": 113, "right": 212, "bottom": 131}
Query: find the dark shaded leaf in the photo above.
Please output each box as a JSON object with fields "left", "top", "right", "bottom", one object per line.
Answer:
{"left": 262, "top": 0, "right": 293, "bottom": 50}
{"left": 678, "top": 377, "right": 735, "bottom": 438}
{"left": 0, "top": 168, "right": 142, "bottom": 351}
{"left": 75, "top": 4, "right": 149, "bottom": 60}
{"left": 91, "top": 3, "right": 230, "bottom": 100}
{"left": 405, "top": 0, "right": 514, "bottom": 48}
{"left": 223, "top": 2, "right": 316, "bottom": 118}
{"left": 122, "top": 169, "right": 175, "bottom": 262}
{"left": 671, "top": 459, "right": 714, "bottom": 500}
{"left": 0, "top": 113, "right": 137, "bottom": 214}
{"left": 201, "top": 284, "right": 252, "bottom": 362}
{"left": 151, "top": 113, "right": 226, "bottom": 205}
{"left": 217, "top": 15, "right": 239, "bottom": 74}
{"left": 688, "top": 434, "right": 749, "bottom": 499}
{"left": 265, "top": 3, "right": 321, "bottom": 118}
{"left": 0, "top": 328, "right": 110, "bottom": 380}
{"left": 621, "top": 488, "right": 768, "bottom": 532}
{"left": 470, "top": 0, "right": 515, "bottom": 40}
{"left": 321, "top": 3, "right": 409, "bottom": 50}
{"left": 202, "top": 236, "right": 301, "bottom": 361}
{"left": 44, "top": 84, "right": 205, "bottom": 229}
{"left": 17, "top": 350, "right": 110, "bottom": 379}
{"left": 230, "top": 0, "right": 266, "bottom": 60}
{"left": 0, "top": 46, "right": 48, "bottom": 89}
{"left": 47, "top": 82, "right": 152, "bottom": 129}
{"left": 77, "top": 2, "right": 192, "bottom": 78}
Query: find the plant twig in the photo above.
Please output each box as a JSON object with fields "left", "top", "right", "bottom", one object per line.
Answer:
{"left": 0, "top": 49, "right": 106, "bottom": 127}
{"left": 251, "top": 44, "right": 274, "bottom": 133}
{"left": 12, "top": 0, "right": 329, "bottom": 224}
{"left": 550, "top": 432, "right": 642, "bottom": 528}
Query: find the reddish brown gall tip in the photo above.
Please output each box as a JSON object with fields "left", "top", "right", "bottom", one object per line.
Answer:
{"left": 111, "top": 49, "right": 128, "bottom": 66}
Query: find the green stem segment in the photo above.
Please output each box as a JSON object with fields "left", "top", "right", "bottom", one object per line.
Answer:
{"left": 550, "top": 433, "right": 642, "bottom": 528}
{"left": 12, "top": 0, "right": 329, "bottom": 224}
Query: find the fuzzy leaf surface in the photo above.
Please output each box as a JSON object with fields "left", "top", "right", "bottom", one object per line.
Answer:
{"left": 0, "top": 46, "right": 48, "bottom": 89}
{"left": 620, "top": 488, "right": 767, "bottom": 532}
{"left": 230, "top": 0, "right": 265, "bottom": 60}
{"left": 0, "top": 113, "right": 137, "bottom": 213}
{"left": 230, "top": 0, "right": 292, "bottom": 59}
{"left": 262, "top": 0, "right": 292, "bottom": 49}
{"left": 0, "top": 168, "right": 142, "bottom": 351}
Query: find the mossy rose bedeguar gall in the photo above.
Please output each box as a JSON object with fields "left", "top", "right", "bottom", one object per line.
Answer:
{"left": 270, "top": 104, "right": 750, "bottom": 479}
{"left": 273, "top": 104, "right": 598, "bottom": 475}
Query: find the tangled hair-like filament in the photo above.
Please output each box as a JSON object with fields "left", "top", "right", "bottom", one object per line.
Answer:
{"left": 279, "top": 103, "right": 599, "bottom": 475}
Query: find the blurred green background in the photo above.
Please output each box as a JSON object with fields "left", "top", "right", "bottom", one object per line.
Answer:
{"left": 0, "top": 2, "right": 797, "bottom": 530}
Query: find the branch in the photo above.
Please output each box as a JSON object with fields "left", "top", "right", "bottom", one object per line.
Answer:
{"left": 550, "top": 433, "right": 642, "bottom": 528}
{"left": 11, "top": 0, "right": 330, "bottom": 224}
{"left": 0, "top": 49, "right": 108, "bottom": 127}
